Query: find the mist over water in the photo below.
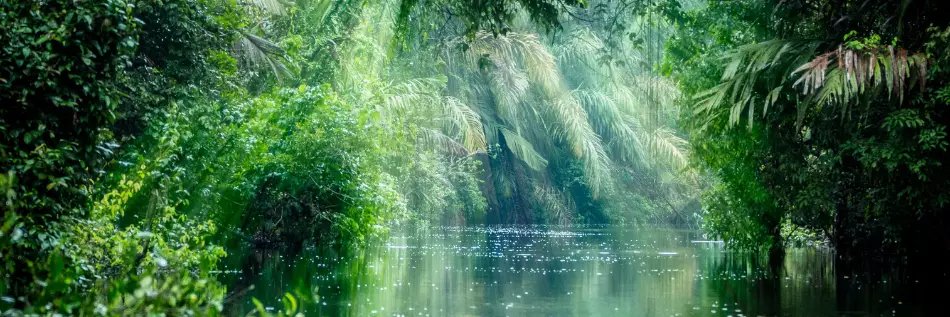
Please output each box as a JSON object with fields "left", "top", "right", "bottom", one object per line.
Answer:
{"left": 222, "top": 226, "right": 942, "bottom": 316}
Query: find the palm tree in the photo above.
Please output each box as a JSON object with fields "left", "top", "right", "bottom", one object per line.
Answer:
{"left": 322, "top": 0, "right": 699, "bottom": 224}
{"left": 694, "top": 40, "right": 928, "bottom": 129}
{"left": 440, "top": 26, "right": 695, "bottom": 223}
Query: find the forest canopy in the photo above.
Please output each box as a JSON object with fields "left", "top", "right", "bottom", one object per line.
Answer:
{"left": 2, "top": 0, "right": 949, "bottom": 314}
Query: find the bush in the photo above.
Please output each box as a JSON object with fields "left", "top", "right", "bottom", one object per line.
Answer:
{"left": 1, "top": 0, "right": 240, "bottom": 313}
{"left": 231, "top": 86, "right": 405, "bottom": 246}
{"left": 1, "top": 0, "right": 139, "bottom": 299}
{"left": 1, "top": 0, "right": 136, "bottom": 224}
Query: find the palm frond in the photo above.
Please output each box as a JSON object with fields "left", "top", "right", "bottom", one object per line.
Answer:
{"left": 417, "top": 128, "right": 469, "bottom": 156}
{"left": 233, "top": 32, "right": 295, "bottom": 83}
{"left": 693, "top": 40, "right": 817, "bottom": 126}
{"left": 532, "top": 182, "right": 575, "bottom": 225}
{"left": 485, "top": 56, "right": 530, "bottom": 126}
{"left": 549, "top": 95, "right": 613, "bottom": 197}
{"left": 377, "top": 76, "right": 489, "bottom": 155}
{"left": 647, "top": 127, "right": 689, "bottom": 171}
{"left": 554, "top": 28, "right": 604, "bottom": 62}
{"left": 493, "top": 162, "right": 516, "bottom": 198}
{"left": 553, "top": 28, "right": 618, "bottom": 79}
{"left": 500, "top": 128, "right": 548, "bottom": 171}
{"left": 454, "top": 31, "right": 563, "bottom": 96}
{"left": 572, "top": 90, "right": 648, "bottom": 166}
{"left": 698, "top": 39, "right": 928, "bottom": 128}
{"left": 248, "top": 0, "right": 296, "bottom": 15}
{"left": 797, "top": 45, "right": 928, "bottom": 113}
{"left": 442, "top": 97, "right": 488, "bottom": 153}
{"left": 631, "top": 76, "right": 682, "bottom": 110}
{"left": 608, "top": 76, "right": 683, "bottom": 130}
{"left": 383, "top": 77, "right": 446, "bottom": 114}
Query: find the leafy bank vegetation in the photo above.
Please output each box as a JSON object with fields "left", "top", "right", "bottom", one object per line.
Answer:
{"left": 2, "top": 0, "right": 950, "bottom": 314}
{"left": 666, "top": 0, "right": 950, "bottom": 258}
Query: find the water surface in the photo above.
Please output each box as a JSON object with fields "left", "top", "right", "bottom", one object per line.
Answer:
{"left": 222, "top": 226, "right": 945, "bottom": 316}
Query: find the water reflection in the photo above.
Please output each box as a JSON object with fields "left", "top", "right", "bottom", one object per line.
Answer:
{"left": 220, "top": 226, "right": 946, "bottom": 316}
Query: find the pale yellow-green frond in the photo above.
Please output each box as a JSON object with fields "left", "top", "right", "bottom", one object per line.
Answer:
{"left": 417, "top": 128, "right": 469, "bottom": 156}
{"left": 456, "top": 31, "right": 565, "bottom": 96}
{"left": 486, "top": 56, "right": 530, "bottom": 126}
{"left": 500, "top": 128, "right": 548, "bottom": 171}
{"left": 554, "top": 28, "right": 605, "bottom": 68}
{"left": 572, "top": 90, "right": 648, "bottom": 166}
{"left": 382, "top": 77, "right": 446, "bottom": 114}
{"left": 248, "top": 0, "right": 295, "bottom": 15}
{"left": 549, "top": 95, "right": 613, "bottom": 197}
{"left": 647, "top": 127, "right": 689, "bottom": 171}
{"left": 442, "top": 97, "right": 488, "bottom": 153}
{"left": 532, "top": 181, "right": 575, "bottom": 225}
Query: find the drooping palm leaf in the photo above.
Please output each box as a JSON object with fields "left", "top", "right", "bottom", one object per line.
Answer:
{"left": 248, "top": 0, "right": 296, "bottom": 15}
{"left": 379, "top": 77, "right": 488, "bottom": 154}
{"left": 454, "top": 31, "right": 563, "bottom": 96}
{"left": 647, "top": 127, "right": 689, "bottom": 171}
{"left": 796, "top": 45, "right": 928, "bottom": 110}
{"left": 500, "top": 128, "right": 548, "bottom": 171}
{"left": 417, "top": 128, "right": 469, "bottom": 156}
{"left": 442, "top": 97, "right": 488, "bottom": 153}
{"left": 532, "top": 181, "right": 575, "bottom": 225}
{"left": 572, "top": 90, "right": 648, "bottom": 166}
{"left": 383, "top": 77, "right": 445, "bottom": 114}
{"left": 696, "top": 40, "right": 928, "bottom": 128}
{"left": 549, "top": 95, "right": 613, "bottom": 197}
{"left": 233, "top": 32, "right": 295, "bottom": 83}
{"left": 485, "top": 56, "right": 530, "bottom": 127}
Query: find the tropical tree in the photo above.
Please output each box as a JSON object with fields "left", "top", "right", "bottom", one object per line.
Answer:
{"left": 670, "top": 0, "right": 950, "bottom": 257}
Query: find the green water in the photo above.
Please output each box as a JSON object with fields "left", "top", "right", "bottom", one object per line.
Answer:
{"left": 220, "top": 227, "right": 943, "bottom": 316}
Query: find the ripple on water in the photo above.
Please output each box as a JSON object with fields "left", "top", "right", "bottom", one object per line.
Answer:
{"left": 222, "top": 226, "right": 938, "bottom": 316}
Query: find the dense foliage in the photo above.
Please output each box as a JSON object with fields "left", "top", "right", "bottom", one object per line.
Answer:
{"left": 4, "top": 0, "right": 690, "bottom": 313}
{"left": 5, "top": 0, "right": 950, "bottom": 314}
{"left": 667, "top": 0, "right": 950, "bottom": 257}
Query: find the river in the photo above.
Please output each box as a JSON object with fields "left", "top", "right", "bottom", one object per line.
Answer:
{"left": 220, "top": 226, "right": 945, "bottom": 316}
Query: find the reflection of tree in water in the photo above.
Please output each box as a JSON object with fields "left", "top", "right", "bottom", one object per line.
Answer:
{"left": 697, "top": 252, "right": 785, "bottom": 316}
{"left": 603, "top": 228, "right": 698, "bottom": 317}
{"left": 220, "top": 247, "right": 294, "bottom": 316}
{"left": 694, "top": 247, "right": 948, "bottom": 317}
{"left": 219, "top": 245, "right": 355, "bottom": 316}
{"left": 469, "top": 227, "right": 585, "bottom": 315}
{"left": 832, "top": 255, "right": 949, "bottom": 316}
{"left": 218, "top": 228, "right": 949, "bottom": 316}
